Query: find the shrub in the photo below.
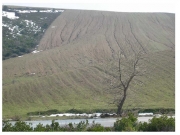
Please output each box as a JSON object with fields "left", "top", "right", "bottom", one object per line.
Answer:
{"left": 138, "top": 115, "right": 175, "bottom": 131}
{"left": 114, "top": 113, "right": 138, "bottom": 131}
{"left": 87, "top": 121, "right": 105, "bottom": 132}
{"left": 138, "top": 122, "right": 149, "bottom": 131}
{"left": 11, "top": 53, "right": 19, "bottom": 58}
{"left": 50, "top": 120, "right": 61, "bottom": 131}
{"left": 66, "top": 108, "right": 84, "bottom": 114}
{"left": 75, "top": 120, "right": 89, "bottom": 131}
{"left": 2, "top": 114, "right": 175, "bottom": 132}
{"left": 2, "top": 121, "right": 14, "bottom": 131}
{"left": 27, "top": 109, "right": 60, "bottom": 116}
{"left": 38, "top": 120, "right": 62, "bottom": 131}
{"left": 34, "top": 123, "right": 46, "bottom": 131}
{"left": 65, "top": 122, "right": 75, "bottom": 131}
{"left": 13, "top": 121, "right": 33, "bottom": 131}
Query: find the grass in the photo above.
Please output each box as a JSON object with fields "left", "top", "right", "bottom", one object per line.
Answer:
{"left": 3, "top": 50, "right": 175, "bottom": 119}
{"left": 2, "top": 10, "right": 175, "bottom": 119}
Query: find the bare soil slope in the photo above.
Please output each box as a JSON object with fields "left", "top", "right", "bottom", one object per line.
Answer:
{"left": 3, "top": 10, "right": 175, "bottom": 118}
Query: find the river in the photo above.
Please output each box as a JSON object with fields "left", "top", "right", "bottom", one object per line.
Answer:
{"left": 9, "top": 116, "right": 165, "bottom": 128}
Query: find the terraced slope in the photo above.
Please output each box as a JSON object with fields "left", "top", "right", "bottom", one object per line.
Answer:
{"left": 2, "top": 10, "right": 175, "bottom": 118}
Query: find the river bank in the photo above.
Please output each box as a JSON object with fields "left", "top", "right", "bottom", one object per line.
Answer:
{"left": 4, "top": 111, "right": 175, "bottom": 121}
{"left": 7, "top": 115, "right": 175, "bottom": 128}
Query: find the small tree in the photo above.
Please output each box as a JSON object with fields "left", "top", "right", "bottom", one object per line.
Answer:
{"left": 105, "top": 50, "right": 146, "bottom": 115}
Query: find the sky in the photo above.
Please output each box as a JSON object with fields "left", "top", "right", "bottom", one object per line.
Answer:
{"left": 1, "top": 0, "right": 177, "bottom": 13}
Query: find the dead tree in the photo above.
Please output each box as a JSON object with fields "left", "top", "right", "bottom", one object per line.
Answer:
{"left": 105, "top": 50, "right": 146, "bottom": 115}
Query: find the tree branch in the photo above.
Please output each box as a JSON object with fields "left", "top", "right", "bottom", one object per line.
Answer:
{"left": 119, "top": 52, "right": 126, "bottom": 89}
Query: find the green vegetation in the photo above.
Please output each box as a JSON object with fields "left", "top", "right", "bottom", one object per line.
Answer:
{"left": 2, "top": 9, "right": 175, "bottom": 119}
{"left": 27, "top": 109, "right": 60, "bottom": 116}
{"left": 3, "top": 50, "right": 175, "bottom": 119}
{"left": 138, "top": 115, "right": 175, "bottom": 131}
{"left": 3, "top": 108, "right": 174, "bottom": 121}
{"left": 26, "top": 108, "right": 174, "bottom": 117}
{"left": 2, "top": 6, "right": 62, "bottom": 60}
{"left": 138, "top": 108, "right": 175, "bottom": 114}
{"left": 114, "top": 113, "right": 138, "bottom": 131}
{"left": 2, "top": 114, "right": 175, "bottom": 132}
{"left": 3, "top": 5, "right": 8, "bottom": 11}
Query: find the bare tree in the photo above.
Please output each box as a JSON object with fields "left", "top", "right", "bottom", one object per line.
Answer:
{"left": 105, "top": 50, "right": 146, "bottom": 115}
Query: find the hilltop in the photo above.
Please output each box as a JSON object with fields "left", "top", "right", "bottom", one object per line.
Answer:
{"left": 2, "top": 9, "right": 175, "bottom": 119}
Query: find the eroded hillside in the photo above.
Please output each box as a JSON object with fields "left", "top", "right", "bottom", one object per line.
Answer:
{"left": 39, "top": 10, "right": 174, "bottom": 53}
{"left": 2, "top": 9, "right": 175, "bottom": 118}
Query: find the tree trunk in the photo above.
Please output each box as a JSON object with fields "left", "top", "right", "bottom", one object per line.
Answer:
{"left": 117, "top": 92, "right": 126, "bottom": 115}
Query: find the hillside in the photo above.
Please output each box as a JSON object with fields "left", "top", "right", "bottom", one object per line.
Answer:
{"left": 2, "top": 5, "right": 64, "bottom": 60}
{"left": 2, "top": 9, "right": 175, "bottom": 119}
